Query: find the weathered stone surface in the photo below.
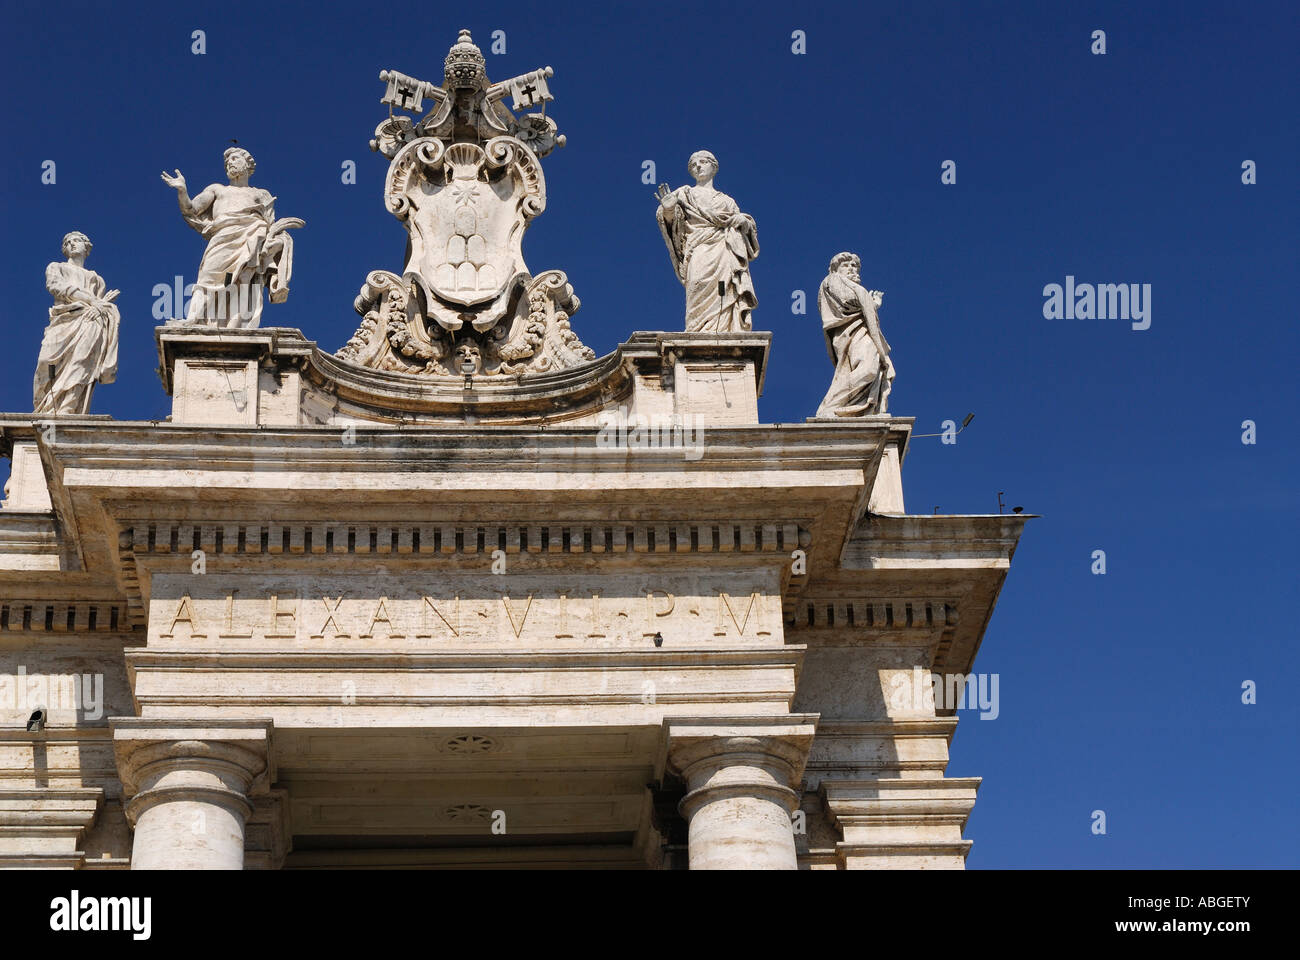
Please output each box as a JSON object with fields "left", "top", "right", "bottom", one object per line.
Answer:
{"left": 656, "top": 152, "right": 759, "bottom": 334}
{"left": 112, "top": 718, "right": 272, "bottom": 869}
{"left": 664, "top": 717, "right": 815, "bottom": 869}
{"left": 0, "top": 328, "right": 1028, "bottom": 868}
{"left": 815, "top": 252, "right": 894, "bottom": 417}
{"left": 341, "top": 31, "right": 588, "bottom": 380}
{"left": 0, "top": 788, "right": 105, "bottom": 868}
{"left": 33, "top": 232, "right": 119, "bottom": 416}
{"left": 0, "top": 29, "right": 1029, "bottom": 871}
{"left": 161, "top": 149, "right": 303, "bottom": 329}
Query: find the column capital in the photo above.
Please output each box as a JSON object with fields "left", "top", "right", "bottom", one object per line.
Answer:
{"left": 660, "top": 716, "right": 817, "bottom": 869}
{"left": 109, "top": 718, "right": 274, "bottom": 827}
{"left": 663, "top": 715, "right": 817, "bottom": 774}
{"left": 662, "top": 715, "right": 817, "bottom": 815}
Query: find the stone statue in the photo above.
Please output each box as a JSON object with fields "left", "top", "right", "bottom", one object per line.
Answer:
{"left": 160, "top": 148, "right": 303, "bottom": 329}
{"left": 815, "top": 252, "right": 895, "bottom": 417}
{"left": 33, "top": 231, "right": 120, "bottom": 415}
{"left": 337, "top": 30, "right": 594, "bottom": 379}
{"left": 655, "top": 151, "right": 759, "bottom": 333}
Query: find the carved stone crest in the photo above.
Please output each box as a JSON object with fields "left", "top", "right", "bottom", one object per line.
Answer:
{"left": 386, "top": 137, "right": 543, "bottom": 333}
{"left": 338, "top": 30, "right": 591, "bottom": 379}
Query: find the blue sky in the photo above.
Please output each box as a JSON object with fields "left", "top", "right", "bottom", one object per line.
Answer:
{"left": 1, "top": 0, "right": 1296, "bottom": 867}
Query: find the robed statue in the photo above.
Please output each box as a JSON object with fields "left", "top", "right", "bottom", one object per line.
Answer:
{"left": 161, "top": 147, "right": 303, "bottom": 328}
{"left": 655, "top": 151, "right": 759, "bottom": 333}
{"left": 33, "top": 231, "right": 120, "bottom": 415}
{"left": 816, "top": 252, "right": 895, "bottom": 417}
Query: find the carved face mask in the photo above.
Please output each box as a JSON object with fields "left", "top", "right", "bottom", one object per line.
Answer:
{"left": 455, "top": 342, "right": 482, "bottom": 374}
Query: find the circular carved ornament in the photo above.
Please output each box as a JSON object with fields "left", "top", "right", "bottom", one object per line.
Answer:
{"left": 442, "top": 803, "right": 492, "bottom": 822}
{"left": 440, "top": 734, "right": 500, "bottom": 755}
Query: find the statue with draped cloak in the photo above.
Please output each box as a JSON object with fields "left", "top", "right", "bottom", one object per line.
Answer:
{"left": 33, "top": 231, "right": 120, "bottom": 415}
{"left": 655, "top": 151, "right": 759, "bottom": 333}
{"left": 161, "top": 147, "right": 303, "bottom": 328}
{"left": 816, "top": 252, "right": 895, "bottom": 417}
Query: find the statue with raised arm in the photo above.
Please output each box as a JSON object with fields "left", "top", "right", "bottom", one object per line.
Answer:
{"left": 160, "top": 147, "right": 303, "bottom": 328}
{"left": 655, "top": 151, "right": 759, "bottom": 333}
{"left": 816, "top": 252, "right": 895, "bottom": 417}
{"left": 33, "top": 231, "right": 120, "bottom": 415}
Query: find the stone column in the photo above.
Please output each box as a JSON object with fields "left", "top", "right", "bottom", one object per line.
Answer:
{"left": 110, "top": 718, "right": 273, "bottom": 870}
{"left": 664, "top": 716, "right": 816, "bottom": 870}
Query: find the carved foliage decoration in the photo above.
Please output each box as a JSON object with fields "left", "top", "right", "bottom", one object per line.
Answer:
{"left": 338, "top": 270, "right": 448, "bottom": 375}
{"left": 494, "top": 270, "right": 594, "bottom": 375}
{"left": 337, "top": 267, "right": 594, "bottom": 379}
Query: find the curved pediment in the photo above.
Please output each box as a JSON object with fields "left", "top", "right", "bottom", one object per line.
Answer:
{"left": 306, "top": 336, "right": 629, "bottom": 424}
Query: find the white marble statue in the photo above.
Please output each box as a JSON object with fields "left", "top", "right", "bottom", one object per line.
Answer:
{"left": 33, "top": 231, "right": 120, "bottom": 415}
{"left": 655, "top": 151, "right": 759, "bottom": 333}
{"left": 816, "top": 252, "right": 895, "bottom": 417}
{"left": 161, "top": 148, "right": 303, "bottom": 328}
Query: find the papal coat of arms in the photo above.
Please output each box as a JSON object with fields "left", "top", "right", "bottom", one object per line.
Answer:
{"left": 338, "top": 30, "right": 593, "bottom": 378}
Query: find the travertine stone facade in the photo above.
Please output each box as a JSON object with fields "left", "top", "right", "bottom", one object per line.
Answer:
{"left": 1, "top": 28, "right": 1027, "bottom": 871}
{"left": 0, "top": 322, "right": 1026, "bottom": 869}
